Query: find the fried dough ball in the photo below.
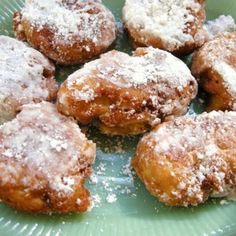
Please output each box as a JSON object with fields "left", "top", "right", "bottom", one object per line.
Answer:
{"left": 57, "top": 47, "right": 197, "bottom": 135}
{"left": 133, "top": 111, "right": 236, "bottom": 207}
{"left": 0, "top": 102, "right": 96, "bottom": 213}
{"left": 122, "top": 0, "right": 206, "bottom": 55}
{"left": 191, "top": 32, "right": 236, "bottom": 111}
{"left": 13, "top": 0, "right": 116, "bottom": 65}
{"left": 0, "top": 36, "right": 57, "bottom": 124}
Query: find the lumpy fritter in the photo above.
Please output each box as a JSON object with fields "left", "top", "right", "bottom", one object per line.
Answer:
{"left": 57, "top": 47, "right": 197, "bottom": 135}
{"left": 13, "top": 0, "right": 116, "bottom": 65}
{"left": 123, "top": 0, "right": 206, "bottom": 55}
{"left": 0, "top": 102, "right": 96, "bottom": 213}
{"left": 192, "top": 32, "right": 236, "bottom": 111}
{"left": 133, "top": 111, "right": 236, "bottom": 206}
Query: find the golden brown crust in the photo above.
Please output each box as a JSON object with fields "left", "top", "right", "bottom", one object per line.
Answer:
{"left": 57, "top": 47, "right": 197, "bottom": 135}
{"left": 0, "top": 102, "right": 96, "bottom": 213}
{"left": 191, "top": 32, "right": 236, "bottom": 111}
{"left": 123, "top": 0, "right": 206, "bottom": 55}
{"left": 132, "top": 111, "right": 236, "bottom": 206}
{"left": 13, "top": 0, "right": 116, "bottom": 65}
{"left": 0, "top": 172, "right": 91, "bottom": 213}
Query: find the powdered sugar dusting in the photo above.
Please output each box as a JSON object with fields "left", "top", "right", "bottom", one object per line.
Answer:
{"left": 154, "top": 111, "right": 236, "bottom": 155}
{"left": 144, "top": 111, "right": 236, "bottom": 204}
{"left": 73, "top": 86, "right": 96, "bottom": 102}
{"left": 106, "top": 194, "right": 117, "bottom": 203}
{"left": 204, "top": 15, "right": 236, "bottom": 40}
{"left": 0, "top": 36, "right": 56, "bottom": 112}
{"left": 0, "top": 102, "right": 96, "bottom": 195}
{"left": 123, "top": 0, "right": 202, "bottom": 51}
{"left": 21, "top": 0, "right": 116, "bottom": 45}
{"left": 67, "top": 47, "right": 196, "bottom": 100}
{"left": 214, "top": 61, "right": 236, "bottom": 98}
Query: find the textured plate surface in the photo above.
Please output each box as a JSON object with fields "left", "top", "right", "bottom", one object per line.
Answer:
{"left": 0, "top": 0, "right": 236, "bottom": 236}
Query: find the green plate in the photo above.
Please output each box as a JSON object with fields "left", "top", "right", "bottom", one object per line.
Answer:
{"left": 0, "top": 0, "right": 236, "bottom": 236}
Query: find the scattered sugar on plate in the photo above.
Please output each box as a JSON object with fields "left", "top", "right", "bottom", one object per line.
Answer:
{"left": 96, "top": 162, "right": 107, "bottom": 175}
{"left": 106, "top": 194, "right": 117, "bottom": 204}
{"left": 220, "top": 200, "right": 230, "bottom": 205}
{"left": 90, "top": 174, "right": 98, "bottom": 185}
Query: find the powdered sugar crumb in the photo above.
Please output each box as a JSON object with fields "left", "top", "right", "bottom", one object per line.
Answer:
{"left": 76, "top": 198, "right": 82, "bottom": 206}
{"left": 92, "top": 194, "right": 102, "bottom": 208}
{"left": 106, "top": 194, "right": 117, "bottom": 203}
{"left": 73, "top": 88, "right": 95, "bottom": 102}
{"left": 220, "top": 200, "right": 230, "bottom": 205}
